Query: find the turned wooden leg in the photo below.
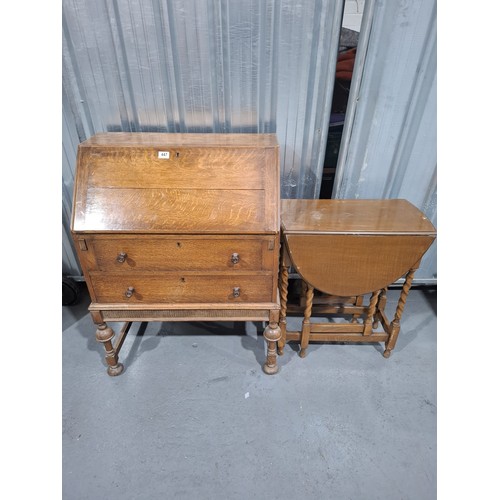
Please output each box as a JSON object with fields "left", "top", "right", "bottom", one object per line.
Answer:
{"left": 263, "top": 310, "right": 281, "bottom": 375}
{"left": 373, "top": 288, "right": 387, "bottom": 329}
{"left": 351, "top": 295, "right": 364, "bottom": 323}
{"left": 299, "top": 283, "right": 314, "bottom": 358}
{"left": 95, "top": 323, "right": 124, "bottom": 376}
{"left": 363, "top": 290, "right": 381, "bottom": 336}
{"left": 277, "top": 257, "right": 289, "bottom": 356}
{"left": 384, "top": 269, "right": 416, "bottom": 358}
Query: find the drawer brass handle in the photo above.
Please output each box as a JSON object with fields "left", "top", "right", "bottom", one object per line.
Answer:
{"left": 231, "top": 253, "right": 240, "bottom": 264}
{"left": 116, "top": 252, "right": 127, "bottom": 263}
{"left": 125, "top": 286, "right": 135, "bottom": 298}
{"left": 233, "top": 287, "right": 240, "bottom": 298}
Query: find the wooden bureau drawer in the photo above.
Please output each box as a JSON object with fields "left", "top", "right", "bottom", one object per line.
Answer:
{"left": 89, "top": 272, "right": 274, "bottom": 303}
{"left": 89, "top": 237, "right": 275, "bottom": 271}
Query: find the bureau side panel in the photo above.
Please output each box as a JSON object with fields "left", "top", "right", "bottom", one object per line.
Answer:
{"left": 70, "top": 234, "right": 98, "bottom": 301}
{"left": 263, "top": 147, "right": 280, "bottom": 233}
{"left": 261, "top": 234, "right": 280, "bottom": 303}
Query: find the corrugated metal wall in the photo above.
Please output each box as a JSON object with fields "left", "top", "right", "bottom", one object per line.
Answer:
{"left": 62, "top": 0, "right": 437, "bottom": 283}
{"left": 334, "top": 0, "right": 437, "bottom": 282}
{"left": 62, "top": 0, "right": 344, "bottom": 275}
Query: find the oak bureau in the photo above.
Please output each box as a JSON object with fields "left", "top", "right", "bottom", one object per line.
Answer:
{"left": 71, "top": 132, "right": 281, "bottom": 376}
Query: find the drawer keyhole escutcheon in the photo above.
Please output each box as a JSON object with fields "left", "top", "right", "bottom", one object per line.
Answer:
{"left": 231, "top": 253, "right": 240, "bottom": 264}
{"left": 233, "top": 287, "right": 240, "bottom": 298}
{"left": 116, "top": 252, "right": 127, "bottom": 263}
{"left": 125, "top": 286, "right": 135, "bottom": 298}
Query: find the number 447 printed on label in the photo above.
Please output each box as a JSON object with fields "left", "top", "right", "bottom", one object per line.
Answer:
{"left": 158, "top": 151, "right": 170, "bottom": 159}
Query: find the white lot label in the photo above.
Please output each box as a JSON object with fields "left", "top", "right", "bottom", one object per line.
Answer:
{"left": 158, "top": 151, "right": 170, "bottom": 159}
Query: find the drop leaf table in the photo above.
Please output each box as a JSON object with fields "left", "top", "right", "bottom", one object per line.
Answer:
{"left": 278, "top": 199, "right": 436, "bottom": 358}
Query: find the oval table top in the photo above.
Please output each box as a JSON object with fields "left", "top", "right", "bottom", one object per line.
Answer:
{"left": 281, "top": 199, "right": 436, "bottom": 297}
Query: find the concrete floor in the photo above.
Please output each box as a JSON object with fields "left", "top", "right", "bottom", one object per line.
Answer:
{"left": 62, "top": 285, "right": 436, "bottom": 500}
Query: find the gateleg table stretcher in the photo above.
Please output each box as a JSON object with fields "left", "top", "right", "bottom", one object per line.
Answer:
{"left": 277, "top": 199, "right": 436, "bottom": 358}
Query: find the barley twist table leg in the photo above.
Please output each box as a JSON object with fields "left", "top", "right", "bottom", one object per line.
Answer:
{"left": 373, "top": 287, "right": 387, "bottom": 329}
{"left": 277, "top": 260, "right": 289, "bottom": 356}
{"left": 95, "top": 323, "right": 124, "bottom": 376}
{"left": 384, "top": 269, "right": 416, "bottom": 358}
{"left": 363, "top": 290, "right": 381, "bottom": 336}
{"left": 299, "top": 283, "right": 314, "bottom": 358}
{"left": 263, "top": 310, "right": 281, "bottom": 375}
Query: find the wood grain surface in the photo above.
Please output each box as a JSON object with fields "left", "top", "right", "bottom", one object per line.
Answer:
{"left": 89, "top": 236, "right": 273, "bottom": 271}
{"left": 75, "top": 187, "right": 265, "bottom": 233}
{"left": 285, "top": 233, "right": 434, "bottom": 296}
{"left": 281, "top": 199, "right": 436, "bottom": 235}
{"left": 72, "top": 133, "right": 280, "bottom": 234}
{"left": 89, "top": 272, "right": 274, "bottom": 303}
{"left": 85, "top": 147, "right": 266, "bottom": 190}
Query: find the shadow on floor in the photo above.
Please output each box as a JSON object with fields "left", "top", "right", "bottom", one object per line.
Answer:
{"left": 421, "top": 287, "right": 437, "bottom": 316}
{"left": 62, "top": 282, "right": 91, "bottom": 332}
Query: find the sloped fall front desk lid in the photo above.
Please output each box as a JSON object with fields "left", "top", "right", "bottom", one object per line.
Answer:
{"left": 71, "top": 133, "right": 280, "bottom": 234}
